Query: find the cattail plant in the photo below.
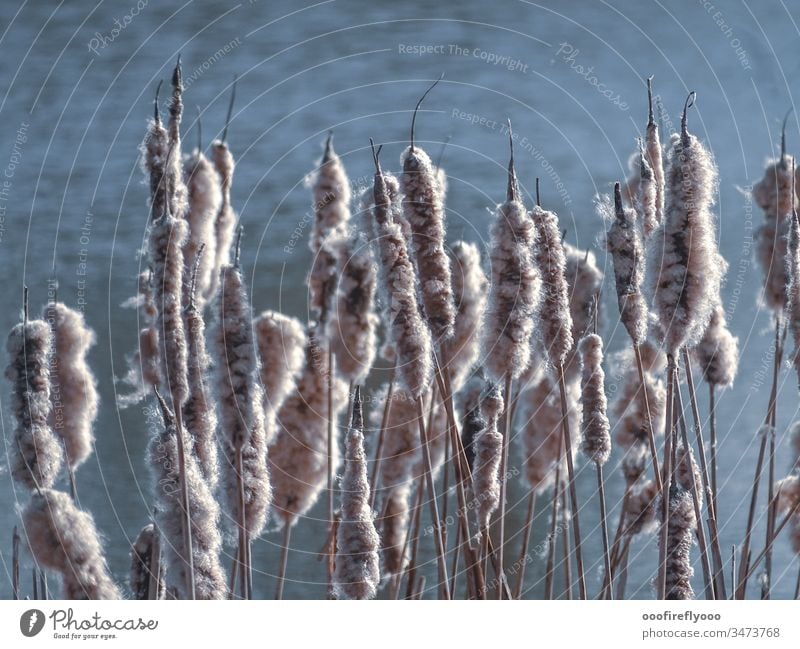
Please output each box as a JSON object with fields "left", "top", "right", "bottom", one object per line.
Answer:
{"left": 211, "top": 249, "right": 272, "bottom": 599}
{"left": 130, "top": 522, "right": 164, "bottom": 600}
{"left": 307, "top": 134, "right": 351, "bottom": 321}
{"left": 660, "top": 486, "right": 696, "bottom": 600}
{"left": 400, "top": 79, "right": 456, "bottom": 344}
{"left": 578, "top": 333, "right": 613, "bottom": 597}
{"left": 119, "top": 271, "right": 160, "bottom": 407}
{"left": 23, "top": 488, "right": 120, "bottom": 599}
{"left": 637, "top": 141, "right": 659, "bottom": 239}
{"left": 333, "top": 388, "right": 380, "bottom": 599}
{"left": 182, "top": 121, "right": 222, "bottom": 311}
{"left": 531, "top": 191, "right": 587, "bottom": 599}
{"left": 481, "top": 133, "right": 540, "bottom": 596}
{"left": 6, "top": 300, "right": 63, "bottom": 491}
{"left": 43, "top": 301, "right": 99, "bottom": 497}
{"left": 253, "top": 310, "right": 307, "bottom": 434}
{"left": 328, "top": 233, "right": 378, "bottom": 385}
{"left": 787, "top": 200, "right": 800, "bottom": 389}
{"left": 563, "top": 243, "right": 604, "bottom": 382}
{"left": 149, "top": 390, "right": 227, "bottom": 599}
{"left": 441, "top": 240, "right": 488, "bottom": 392}
{"left": 643, "top": 76, "right": 665, "bottom": 231}
{"left": 183, "top": 249, "right": 219, "bottom": 490}
{"left": 165, "top": 58, "right": 188, "bottom": 220}
{"left": 206, "top": 80, "right": 239, "bottom": 304}
{"left": 141, "top": 81, "right": 169, "bottom": 227}
{"left": 753, "top": 116, "right": 795, "bottom": 312}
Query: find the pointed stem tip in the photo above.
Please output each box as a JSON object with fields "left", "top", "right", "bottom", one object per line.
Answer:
{"left": 613, "top": 182, "right": 624, "bottom": 219}
{"left": 172, "top": 55, "right": 182, "bottom": 90}
{"left": 781, "top": 107, "right": 793, "bottom": 159}
{"left": 506, "top": 119, "right": 518, "bottom": 202}
{"left": 410, "top": 73, "right": 444, "bottom": 152}
{"left": 369, "top": 138, "right": 382, "bottom": 174}
{"left": 535, "top": 177, "right": 541, "bottom": 207}
{"left": 233, "top": 225, "right": 243, "bottom": 269}
{"left": 195, "top": 106, "right": 202, "bottom": 152}
{"left": 681, "top": 91, "right": 696, "bottom": 140}
{"left": 154, "top": 80, "right": 163, "bottom": 123}
{"left": 351, "top": 385, "right": 363, "bottom": 431}
{"left": 222, "top": 75, "right": 237, "bottom": 143}
{"left": 647, "top": 75, "right": 655, "bottom": 126}
{"left": 322, "top": 131, "right": 333, "bottom": 163}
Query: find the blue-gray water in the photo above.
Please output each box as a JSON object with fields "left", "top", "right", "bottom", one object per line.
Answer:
{"left": 1, "top": 0, "right": 799, "bottom": 599}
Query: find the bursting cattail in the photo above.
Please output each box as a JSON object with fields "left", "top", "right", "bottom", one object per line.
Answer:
{"left": 644, "top": 76, "right": 665, "bottom": 229}
{"left": 23, "top": 488, "right": 120, "bottom": 599}
{"left": 459, "top": 377, "right": 484, "bottom": 470}
{"left": 182, "top": 145, "right": 222, "bottom": 311}
{"left": 43, "top": 302, "right": 99, "bottom": 471}
{"left": 637, "top": 141, "right": 659, "bottom": 239}
{"left": 253, "top": 311, "right": 307, "bottom": 437}
{"left": 787, "top": 208, "right": 800, "bottom": 386}
{"left": 603, "top": 183, "right": 648, "bottom": 345}
{"left": 676, "top": 444, "right": 703, "bottom": 506}
{"left": 625, "top": 479, "right": 659, "bottom": 536}
{"left": 648, "top": 94, "right": 724, "bottom": 354}
{"left": 269, "top": 331, "right": 349, "bottom": 527}
{"left": 520, "top": 376, "right": 580, "bottom": 494}
{"left": 531, "top": 202, "right": 573, "bottom": 367}
{"left": 474, "top": 382, "right": 504, "bottom": 531}
{"left": 140, "top": 81, "right": 169, "bottom": 223}
{"left": 370, "top": 146, "right": 433, "bottom": 398}
{"left": 165, "top": 58, "right": 188, "bottom": 220}
{"left": 328, "top": 233, "right": 378, "bottom": 384}
{"left": 752, "top": 114, "right": 795, "bottom": 311}
{"left": 183, "top": 261, "right": 219, "bottom": 490}
{"left": 6, "top": 316, "right": 63, "bottom": 490}
{"left": 206, "top": 79, "right": 239, "bottom": 303}
{"left": 148, "top": 209, "right": 189, "bottom": 408}
{"left": 562, "top": 244, "right": 604, "bottom": 383}
{"left": 775, "top": 475, "right": 800, "bottom": 515}
{"left": 622, "top": 443, "right": 649, "bottom": 487}
{"left": 442, "top": 240, "right": 488, "bottom": 392}
{"left": 661, "top": 486, "right": 696, "bottom": 600}
{"left": 693, "top": 304, "right": 739, "bottom": 388}
{"left": 578, "top": 334, "right": 611, "bottom": 465}
{"left": 129, "top": 523, "right": 164, "bottom": 600}
{"left": 212, "top": 261, "right": 272, "bottom": 539}
{"left": 401, "top": 83, "right": 456, "bottom": 342}
{"left": 148, "top": 392, "right": 227, "bottom": 599}
{"left": 308, "top": 135, "right": 351, "bottom": 321}
{"left": 482, "top": 139, "right": 540, "bottom": 382}
{"left": 334, "top": 389, "right": 380, "bottom": 600}
{"left": 613, "top": 348, "right": 667, "bottom": 449}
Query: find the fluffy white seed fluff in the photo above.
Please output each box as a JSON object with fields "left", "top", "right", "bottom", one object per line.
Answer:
{"left": 692, "top": 304, "right": 739, "bottom": 388}
{"left": 579, "top": 334, "right": 611, "bottom": 465}
{"left": 474, "top": 382, "right": 504, "bottom": 530}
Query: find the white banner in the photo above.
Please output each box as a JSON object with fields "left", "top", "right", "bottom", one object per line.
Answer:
{"left": 0, "top": 601, "right": 798, "bottom": 648}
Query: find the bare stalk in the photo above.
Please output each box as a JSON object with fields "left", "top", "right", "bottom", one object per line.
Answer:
{"left": 512, "top": 490, "right": 536, "bottom": 599}
{"left": 497, "top": 372, "right": 513, "bottom": 598}
{"left": 596, "top": 462, "right": 613, "bottom": 599}
{"left": 274, "top": 523, "right": 292, "bottom": 600}
{"left": 658, "top": 356, "right": 677, "bottom": 599}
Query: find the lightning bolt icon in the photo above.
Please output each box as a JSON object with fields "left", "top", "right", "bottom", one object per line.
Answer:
{"left": 28, "top": 611, "right": 38, "bottom": 632}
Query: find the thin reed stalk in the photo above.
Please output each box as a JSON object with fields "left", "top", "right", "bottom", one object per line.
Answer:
{"left": 512, "top": 490, "right": 536, "bottom": 599}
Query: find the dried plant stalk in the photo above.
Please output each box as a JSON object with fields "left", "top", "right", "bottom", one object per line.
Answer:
{"left": 693, "top": 304, "right": 739, "bottom": 388}
{"left": 23, "top": 488, "right": 120, "bottom": 599}
{"left": 474, "top": 382, "right": 504, "bottom": 531}
{"left": 661, "top": 486, "right": 697, "bottom": 600}
{"left": 579, "top": 334, "right": 611, "bottom": 465}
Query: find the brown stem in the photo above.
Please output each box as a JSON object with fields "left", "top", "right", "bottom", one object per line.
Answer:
{"left": 742, "top": 498, "right": 800, "bottom": 585}
{"left": 326, "top": 344, "right": 335, "bottom": 597}
{"left": 401, "top": 472, "right": 426, "bottom": 599}
{"left": 560, "top": 487, "right": 573, "bottom": 600}
{"left": 368, "top": 370, "right": 395, "bottom": 509}
{"left": 634, "top": 344, "right": 662, "bottom": 492}
{"left": 234, "top": 446, "right": 249, "bottom": 600}
{"left": 681, "top": 348, "right": 725, "bottom": 597}
{"left": 596, "top": 462, "right": 614, "bottom": 599}
{"left": 615, "top": 536, "right": 632, "bottom": 599}
{"left": 274, "top": 524, "right": 292, "bottom": 600}
{"left": 658, "top": 357, "right": 676, "bottom": 599}
{"left": 415, "top": 396, "right": 451, "bottom": 599}
{"left": 556, "top": 362, "right": 586, "bottom": 599}
{"left": 709, "top": 384, "right": 718, "bottom": 512}
{"left": 12, "top": 526, "right": 20, "bottom": 600}
{"left": 512, "top": 490, "right": 536, "bottom": 599}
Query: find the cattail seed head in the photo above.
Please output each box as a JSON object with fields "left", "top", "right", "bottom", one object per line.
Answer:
{"left": 6, "top": 318, "right": 63, "bottom": 490}
{"left": 637, "top": 141, "right": 659, "bottom": 239}
{"left": 334, "top": 389, "right": 380, "bottom": 600}
{"left": 401, "top": 144, "right": 456, "bottom": 342}
{"left": 149, "top": 391, "right": 228, "bottom": 598}
{"left": 613, "top": 350, "right": 666, "bottom": 449}
{"left": 661, "top": 486, "right": 696, "bottom": 600}
{"left": 328, "top": 233, "right": 379, "bottom": 384}
{"left": 786, "top": 208, "right": 800, "bottom": 387}
{"left": 531, "top": 203, "right": 574, "bottom": 366}
{"left": 579, "top": 334, "right": 611, "bottom": 466}
{"left": 482, "top": 150, "right": 540, "bottom": 381}
{"left": 474, "top": 382, "right": 504, "bottom": 531}
{"left": 648, "top": 97, "right": 724, "bottom": 354}
{"left": 23, "top": 488, "right": 121, "bottom": 599}
{"left": 371, "top": 156, "right": 433, "bottom": 398}
{"left": 269, "top": 331, "right": 349, "bottom": 527}
{"left": 563, "top": 243, "right": 604, "bottom": 381}
{"left": 442, "top": 240, "right": 488, "bottom": 392}
{"left": 129, "top": 522, "right": 164, "bottom": 600}
{"left": 625, "top": 479, "right": 659, "bottom": 536}
{"left": 644, "top": 76, "right": 665, "bottom": 228}
{"left": 43, "top": 302, "right": 99, "bottom": 471}
{"left": 206, "top": 140, "right": 237, "bottom": 303}
{"left": 693, "top": 304, "right": 739, "bottom": 388}
{"left": 603, "top": 184, "right": 648, "bottom": 345}
{"left": 775, "top": 474, "right": 800, "bottom": 515}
